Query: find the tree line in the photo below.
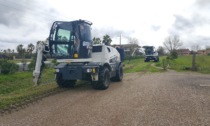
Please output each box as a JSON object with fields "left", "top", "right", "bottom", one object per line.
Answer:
{"left": 0, "top": 43, "right": 35, "bottom": 59}
{"left": 0, "top": 34, "right": 186, "bottom": 59}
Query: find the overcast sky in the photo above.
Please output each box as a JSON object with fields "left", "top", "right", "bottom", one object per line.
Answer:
{"left": 0, "top": 0, "right": 210, "bottom": 51}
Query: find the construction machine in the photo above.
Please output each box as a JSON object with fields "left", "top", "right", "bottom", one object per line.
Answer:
{"left": 142, "top": 46, "right": 159, "bottom": 62}
{"left": 33, "top": 20, "right": 124, "bottom": 90}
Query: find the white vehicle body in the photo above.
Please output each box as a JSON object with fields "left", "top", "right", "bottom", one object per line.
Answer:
{"left": 33, "top": 20, "right": 124, "bottom": 90}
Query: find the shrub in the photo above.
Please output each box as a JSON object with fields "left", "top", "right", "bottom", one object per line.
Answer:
{"left": 167, "top": 51, "right": 178, "bottom": 60}
{"left": 0, "top": 60, "right": 18, "bottom": 74}
{"left": 28, "top": 57, "right": 36, "bottom": 71}
{"left": 51, "top": 59, "right": 59, "bottom": 66}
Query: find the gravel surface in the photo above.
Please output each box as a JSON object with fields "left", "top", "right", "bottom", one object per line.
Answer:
{"left": 1, "top": 71, "right": 210, "bottom": 126}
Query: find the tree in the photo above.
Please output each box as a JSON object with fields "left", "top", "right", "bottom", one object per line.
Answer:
{"left": 102, "top": 34, "right": 112, "bottom": 45}
{"left": 3, "top": 50, "right": 6, "bottom": 54}
{"left": 93, "top": 37, "right": 102, "bottom": 44}
{"left": 157, "top": 46, "right": 166, "bottom": 56}
{"left": 27, "top": 43, "right": 35, "bottom": 54}
{"left": 128, "top": 37, "right": 139, "bottom": 45}
{"left": 127, "top": 37, "right": 140, "bottom": 55}
{"left": 191, "top": 45, "right": 200, "bottom": 52}
{"left": 7, "top": 49, "right": 11, "bottom": 54}
{"left": 16, "top": 44, "right": 26, "bottom": 57}
{"left": 163, "top": 35, "right": 183, "bottom": 53}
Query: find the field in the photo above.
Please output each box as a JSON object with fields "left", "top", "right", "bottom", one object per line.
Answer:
{"left": 156, "top": 55, "right": 210, "bottom": 74}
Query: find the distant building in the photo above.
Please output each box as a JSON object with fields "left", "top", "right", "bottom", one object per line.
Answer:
{"left": 206, "top": 48, "right": 210, "bottom": 55}
{"left": 176, "top": 49, "right": 190, "bottom": 55}
{"left": 197, "top": 50, "right": 206, "bottom": 55}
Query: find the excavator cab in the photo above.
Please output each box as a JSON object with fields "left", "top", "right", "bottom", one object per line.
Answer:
{"left": 48, "top": 20, "right": 93, "bottom": 59}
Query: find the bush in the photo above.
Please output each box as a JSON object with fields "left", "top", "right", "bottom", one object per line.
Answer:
{"left": 125, "top": 56, "right": 144, "bottom": 60}
{"left": 167, "top": 51, "right": 178, "bottom": 60}
{"left": 0, "top": 60, "right": 18, "bottom": 74}
{"left": 28, "top": 57, "right": 36, "bottom": 71}
{"left": 51, "top": 59, "right": 59, "bottom": 66}
{"left": 162, "top": 58, "right": 170, "bottom": 70}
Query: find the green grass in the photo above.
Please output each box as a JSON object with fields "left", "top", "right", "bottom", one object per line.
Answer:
{"left": 8, "top": 59, "right": 32, "bottom": 63}
{"left": 156, "top": 55, "right": 210, "bottom": 74}
{"left": 0, "top": 68, "right": 57, "bottom": 109}
{"left": 123, "top": 58, "right": 163, "bottom": 73}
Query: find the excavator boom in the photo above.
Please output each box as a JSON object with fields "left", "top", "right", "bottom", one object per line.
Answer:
{"left": 33, "top": 41, "right": 48, "bottom": 85}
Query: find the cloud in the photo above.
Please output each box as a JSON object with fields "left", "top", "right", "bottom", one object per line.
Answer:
{"left": 172, "top": 15, "right": 194, "bottom": 31}
{"left": 151, "top": 25, "right": 161, "bottom": 31}
{"left": 167, "top": 0, "right": 210, "bottom": 49}
{"left": 182, "top": 36, "right": 210, "bottom": 49}
{"left": 170, "top": 14, "right": 210, "bottom": 34}
{"left": 92, "top": 27, "right": 134, "bottom": 39}
{"left": 0, "top": 0, "right": 36, "bottom": 27}
{"left": 0, "top": 0, "right": 64, "bottom": 50}
{"left": 195, "top": 0, "right": 210, "bottom": 8}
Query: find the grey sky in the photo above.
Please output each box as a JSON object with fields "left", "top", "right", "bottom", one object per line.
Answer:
{"left": 0, "top": 0, "right": 209, "bottom": 51}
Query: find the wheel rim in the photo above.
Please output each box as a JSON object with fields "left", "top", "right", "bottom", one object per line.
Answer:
{"left": 104, "top": 71, "right": 110, "bottom": 87}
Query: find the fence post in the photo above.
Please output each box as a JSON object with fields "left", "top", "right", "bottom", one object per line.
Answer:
{"left": 192, "top": 52, "right": 196, "bottom": 71}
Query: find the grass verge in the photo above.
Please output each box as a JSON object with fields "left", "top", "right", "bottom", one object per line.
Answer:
{"left": 123, "top": 58, "right": 163, "bottom": 73}
{"left": 0, "top": 68, "right": 57, "bottom": 110}
{"left": 156, "top": 55, "right": 210, "bottom": 74}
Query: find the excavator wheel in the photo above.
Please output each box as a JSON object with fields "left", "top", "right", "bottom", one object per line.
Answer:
{"left": 56, "top": 74, "right": 76, "bottom": 88}
{"left": 92, "top": 67, "right": 110, "bottom": 90}
{"left": 111, "top": 64, "right": 123, "bottom": 82}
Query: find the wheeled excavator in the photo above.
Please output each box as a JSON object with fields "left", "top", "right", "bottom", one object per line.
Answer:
{"left": 33, "top": 20, "right": 124, "bottom": 90}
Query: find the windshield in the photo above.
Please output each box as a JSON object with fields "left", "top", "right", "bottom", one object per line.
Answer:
{"left": 49, "top": 22, "right": 76, "bottom": 58}
{"left": 144, "top": 47, "right": 154, "bottom": 55}
{"left": 55, "top": 29, "right": 71, "bottom": 42}
{"left": 49, "top": 21, "right": 92, "bottom": 59}
{"left": 51, "top": 22, "right": 73, "bottom": 42}
{"left": 79, "top": 23, "right": 92, "bottom": 42}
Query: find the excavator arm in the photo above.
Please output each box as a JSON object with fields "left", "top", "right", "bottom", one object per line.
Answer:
{"left": 33, "top": 40, "right": 49, "bottom": 85}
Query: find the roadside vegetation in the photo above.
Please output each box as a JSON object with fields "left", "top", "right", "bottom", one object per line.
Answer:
{"left": 124, "top": 57, "right": 163, "bottom": 73}
{"left": 0, "top": 68, "right": 57, "bottom": 110}
{"left": 156, "top": 55, "right": 210, "bottom": 74}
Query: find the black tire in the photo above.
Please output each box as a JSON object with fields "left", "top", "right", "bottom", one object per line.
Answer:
{"left": 56, "top": 74, "right": 76, "bottom": 88}
{"left": 111, "top": 64, "right": 123, "bottom": 82}
{"left": 145, "top": 59, "right": 149, "bottom": 62}
{"left": 154, "top": 57, "right": 159, "bottom": 62}
{"left": 92, "top": 67, "right": 110, "bottom": 90}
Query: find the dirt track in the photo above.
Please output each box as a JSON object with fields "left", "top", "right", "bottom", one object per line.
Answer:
{"left": 1, "top": 71, "right": 210, "bottom": 126}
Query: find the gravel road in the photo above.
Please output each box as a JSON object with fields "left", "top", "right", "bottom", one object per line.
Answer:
{"left": 1, "top": 71, "right": 210, "bottom": 126}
